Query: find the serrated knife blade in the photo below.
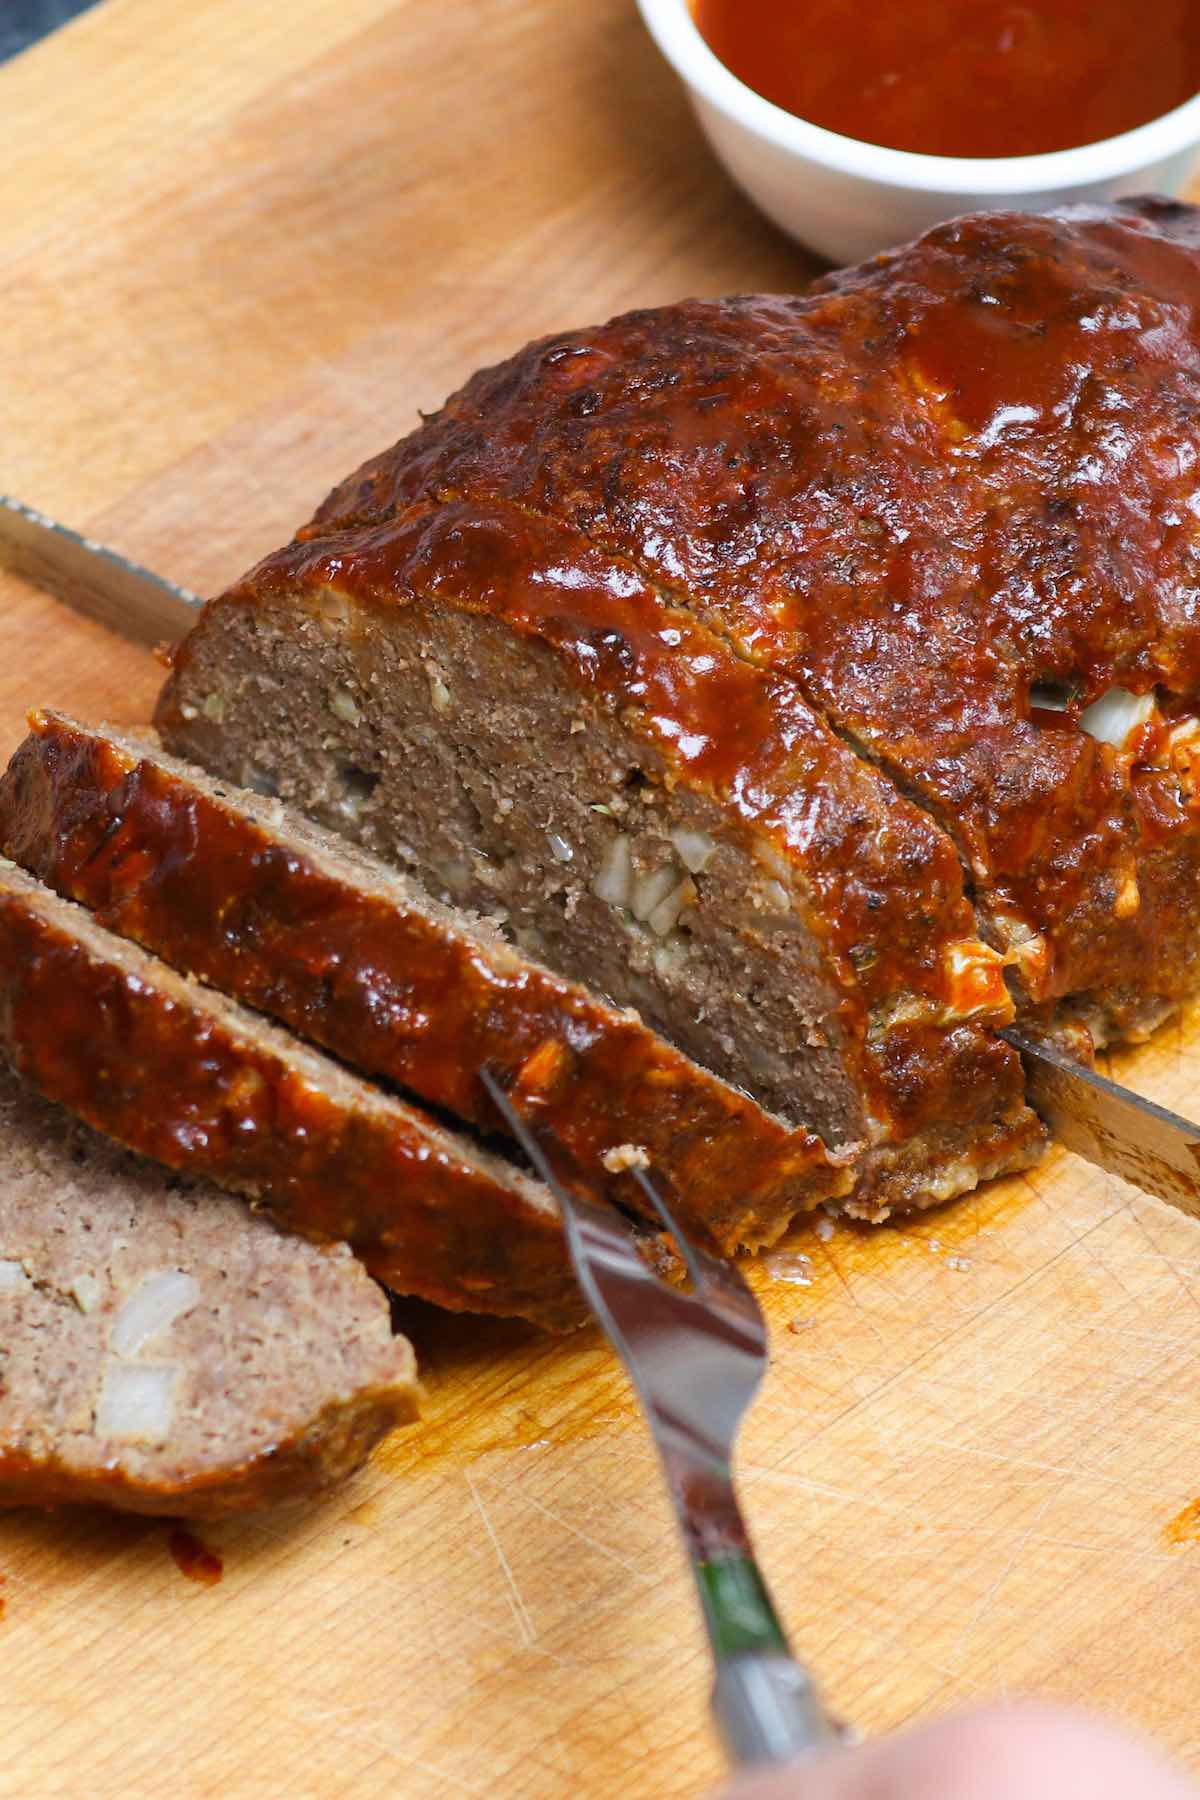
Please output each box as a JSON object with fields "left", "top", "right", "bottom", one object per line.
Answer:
{"left": 0, "top": 494, "right": 199, "bottom": 648}
{"left": 4, "top": 495, "right": 1200, "bottom": 1218}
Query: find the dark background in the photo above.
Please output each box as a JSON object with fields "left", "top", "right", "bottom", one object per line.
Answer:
{"left": 1, "top": 0, "right": 100, "bottom": 62}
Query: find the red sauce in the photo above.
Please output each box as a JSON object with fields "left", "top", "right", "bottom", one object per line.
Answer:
{"left": 168, "top": 1526, "right": 223, "bottom": 1587}
{"left": 693, "top": 0, "right": 1200, "bottom": 158}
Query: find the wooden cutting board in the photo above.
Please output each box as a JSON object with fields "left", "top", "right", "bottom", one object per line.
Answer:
{"left": 3, "top": 4, "right": 1200, "bottom": 1794}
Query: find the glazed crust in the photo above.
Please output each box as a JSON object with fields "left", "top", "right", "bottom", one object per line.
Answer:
{"left": 294, "top": 198, "right": 1200, "bottom": 1036}
{"left": 0, "top": 712, "right": 850, "bottom": 1250}
{"left": 0, "top": 862, "right": 585, "bottom": 1329}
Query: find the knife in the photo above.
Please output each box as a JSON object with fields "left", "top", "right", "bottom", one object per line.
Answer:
{"left": 1002, "top": 1027, "right": 1200, "bottom": 1217}
{"left": 5, "top": 493, "right": 1200, "bottom": 1215}
{"left": 0, "top": 494, "right": 199, "bottom": 648}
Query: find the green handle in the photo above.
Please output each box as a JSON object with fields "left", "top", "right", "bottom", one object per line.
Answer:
{"left": 698, "top": 1555, "right": 843, "bottom": 1767}
{"left": 696, "top": 1554, "right": 791, "bottom": 1658}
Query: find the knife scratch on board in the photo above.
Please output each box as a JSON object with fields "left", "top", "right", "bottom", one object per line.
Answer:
{"left": 465, "top": 1468, "right": 537, "bottom": 1649}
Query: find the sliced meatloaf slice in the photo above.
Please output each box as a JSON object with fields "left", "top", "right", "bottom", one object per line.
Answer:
{"left": 0, "top": 711, "right": 851, "bottom": 1251}
{"left": 0, "top": 858, "right": 583, "bottom": 1329}
{"left": 0, "top": 1059, "right": 418, "bottom": 1518}
{"left": 294, "top": 198, "right": 1200, "bottom": 1051}
{"left": 155, "top": 502, "right": 1045, "bottom": 1219}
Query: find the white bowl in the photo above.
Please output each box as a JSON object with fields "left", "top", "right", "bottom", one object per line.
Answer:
{"left": 637, "top": 0, "right": 1200, "bottom": 265}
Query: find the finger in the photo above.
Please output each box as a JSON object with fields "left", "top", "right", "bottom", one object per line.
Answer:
{"left": 717, "top": 1703, "right": 1200, "bottom": 1800}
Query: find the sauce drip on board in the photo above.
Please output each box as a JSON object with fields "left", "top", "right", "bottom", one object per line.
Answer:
{"left": 168, "top": 1526, "right": 223, "bottom": 1587}
{"left": 692, "top": 0, "right": 1200, "bottom": 159}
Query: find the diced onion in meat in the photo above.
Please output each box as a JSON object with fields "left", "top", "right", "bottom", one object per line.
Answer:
{"left": 0, "top": 1259, "right": 30, "bottom": 1295}
{"left": 305, "top": 587, "right": 351, "bottom": 629}
{"left": 95, "top": 1362, "right": 179, "bottom": 1444}
{"left": 438, "top": 856, "right": 472, "bottom": 897}
{"left": 425, "top": 663, "right": 452, "bottom": 713}
{"left": 652, "top": 940, "right": 687, "bottom": 980}
{"left": 1114, "top": 868, "right": 1141, "bottom": 919}
{"left": 669, "top": 827, "right": 717, "bottom": 874}
{"left": 110, "top": 1270, "right": 200, "bottom": 1357}
{"left": 71, "top": 1272, "right": 103, "bottom": 1313}
{"left": 754, "top": 843, "right": 791, "bottom": 881}
{"left": 1078, "top": 686, "right": 1156, "bottom": 748}
{"left": 942, "top": 938, "right": 1011, "bottom": 1021}
{"left": 631, "top": 863, "right": 682, "bottom": 923}
{"left": 330, "top": 687, "right": 361, "bottom": 726}
{"left": 647, "top": 876, "right": 697, "bottom": 936}
{"left": 1009, "top": 929, "right": 1051, "bottom": 995}
{"left": 547, "top": 833, "right": 574, "bottom": 863}
{"left": 592, "top": 833, "right": 633, "bottom": 908}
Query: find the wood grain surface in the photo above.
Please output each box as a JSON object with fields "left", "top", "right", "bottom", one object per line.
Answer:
{"left": 3, "top": 3, "right": 1200, "bottom": 1795}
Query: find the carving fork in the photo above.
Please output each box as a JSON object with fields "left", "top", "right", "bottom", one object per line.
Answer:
{"left": 481, "top": 1069, "right": 843, "bottom": 1771}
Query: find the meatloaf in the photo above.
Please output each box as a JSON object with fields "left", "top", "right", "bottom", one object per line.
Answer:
{"left": 0, "top": 1059, "right": 418, "bottom": 1517}
{"left": 0, "top": 858, "right": 587, "bottom": 1328}
{"left": 0, "top": 711, "right": 851, "bottom": 1250}
{"left": 171, "top": 228, "right": 1200, "bottom": 1217}
{"left": 193, "top": 193, "right": 1199, "bottom": 1058}
{"left": 156, "top": 550, "right": 1043, "bottom": 1219}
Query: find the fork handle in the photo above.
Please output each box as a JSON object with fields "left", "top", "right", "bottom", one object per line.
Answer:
{"left": 695, "top": 1553, "right": 844, "bottom": 1767}
{"left": 712, "top": 1654, "right": 843, "bottom": 1768}
{"left": 694, "top": 1548, "right": 845, "bottom": 1771}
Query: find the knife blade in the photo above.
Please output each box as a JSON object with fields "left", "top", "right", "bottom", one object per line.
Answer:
{"left": 6, "top": 494, "right": 1200, "bottom": 1217}
{"left": 1003, "top": 1027, "right": 1200, "bottom": 1217}
{"left": 0, "top": 495, "right": 199, "bottom": 648}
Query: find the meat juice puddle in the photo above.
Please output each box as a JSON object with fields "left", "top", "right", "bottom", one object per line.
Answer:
{"left": 692, "top": 0, "right": 1200, "bottom": 159}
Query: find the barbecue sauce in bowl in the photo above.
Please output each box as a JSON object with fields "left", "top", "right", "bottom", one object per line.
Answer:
{"left": 693, "top": 0, "right": 1200, "bottom": 158}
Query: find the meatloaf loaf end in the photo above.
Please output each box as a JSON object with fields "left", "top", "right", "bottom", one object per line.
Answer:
{"left": 155, "top": 491, "right": 1044, "bottom": 1222}
{"left": 0, "top": 1060, "right": 418, "bottom": 1518}
{"left": 0, "top": 711, "right": 852, "bottom": 1251}
{"left": 0, "top": 858, "right": 586, "bottom": 1329}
